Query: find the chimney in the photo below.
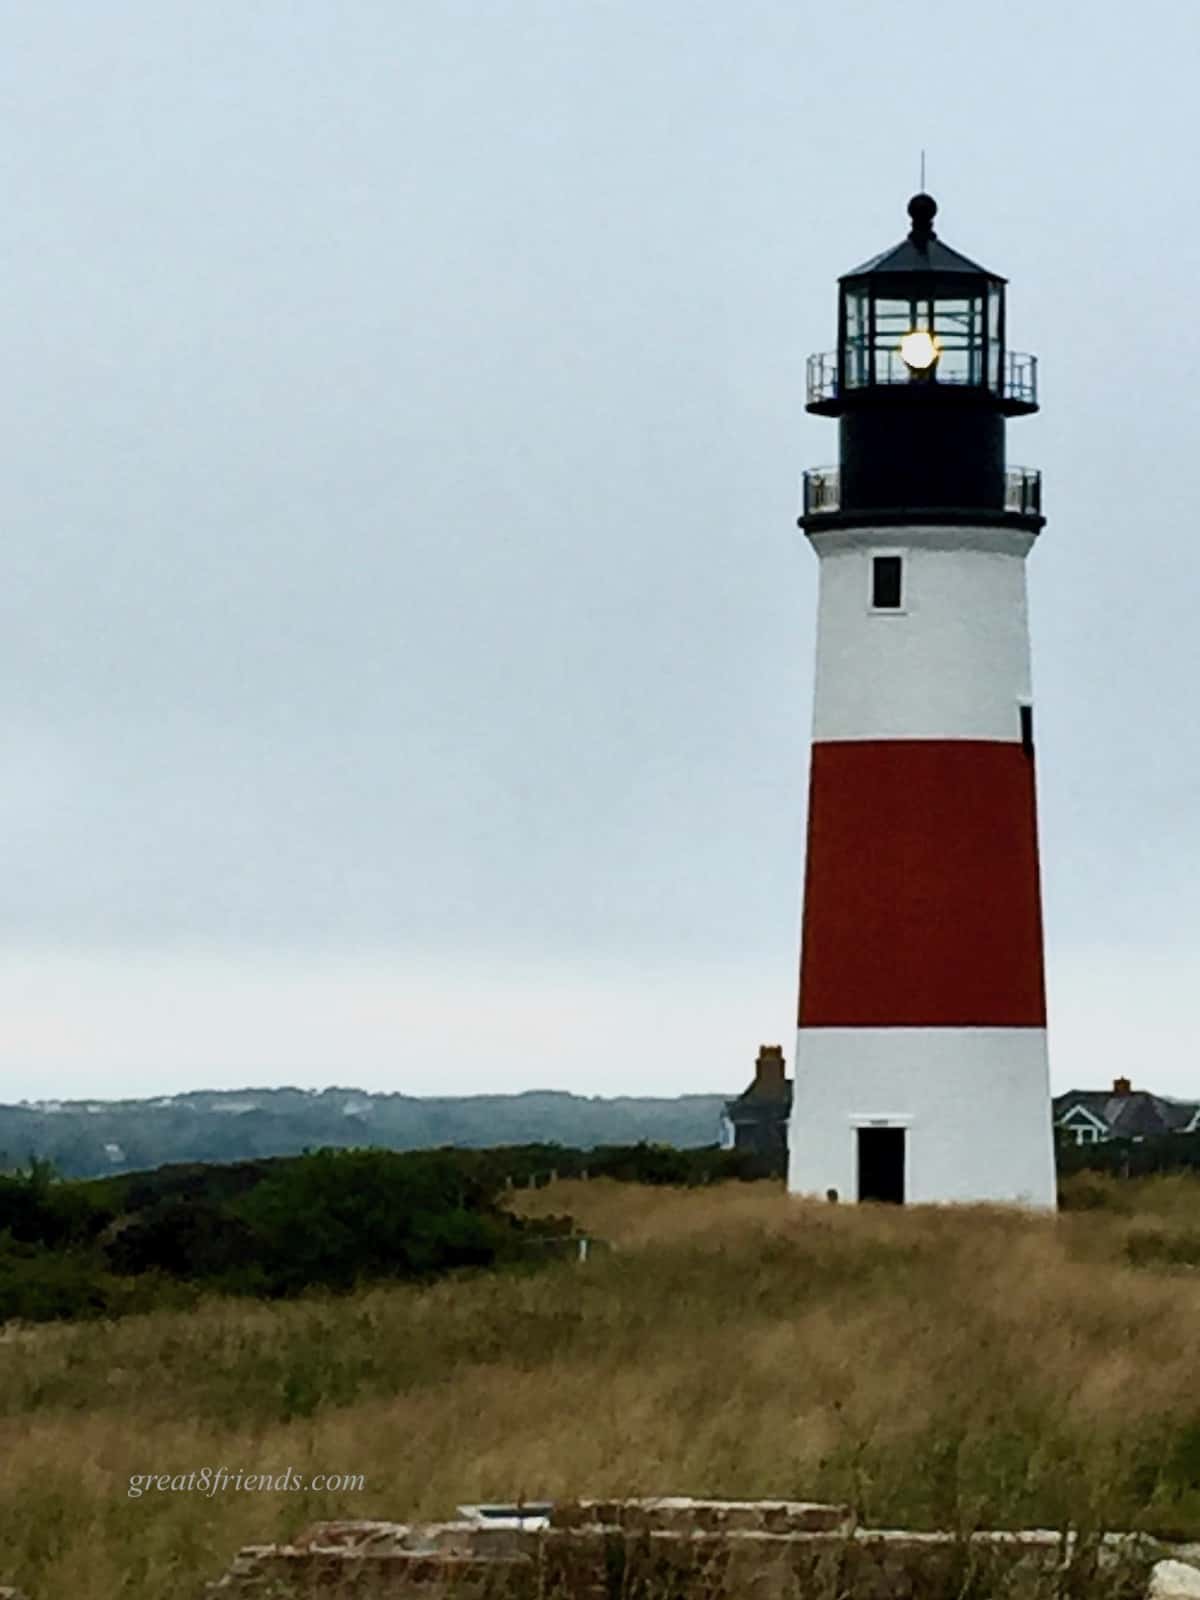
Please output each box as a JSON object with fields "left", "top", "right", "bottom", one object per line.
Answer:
{"left": 753, "top": 1045, "right": 787, "bottom": 1098}
{"left": 1112, "top": 1075, "right": 1132, "bottom": 1097}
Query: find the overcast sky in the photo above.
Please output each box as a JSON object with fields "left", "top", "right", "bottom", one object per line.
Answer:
{"left": 0, "top": 0, "right": 1196, "bottom": 1103}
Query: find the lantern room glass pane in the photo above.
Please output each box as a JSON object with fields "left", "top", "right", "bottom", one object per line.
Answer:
{"left": 872, "top": 297, "right": 932, "bottom": 385}
{"left": 931, "top": 296, "right": 982, "bottom": 385}
{"left": 860, "top": 288, "right": 995, "bottom": 388}
{"left": 849, "top": 280, "right": 1004, "bottom": 391}
{"left": 844, "top": 289, "right": 869, "bottom": 389}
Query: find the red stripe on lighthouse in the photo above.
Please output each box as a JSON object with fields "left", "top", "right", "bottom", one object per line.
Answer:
{"left": 798, "top": 740, "right": 1046, "bottom": 1028}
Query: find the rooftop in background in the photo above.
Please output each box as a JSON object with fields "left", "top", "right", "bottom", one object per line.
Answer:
{"left": 1053, "top": 1078, "right": 1200, "bottom": 1145}
{"left": 720, "top": 1046, "right": 791, "bottom": 1175}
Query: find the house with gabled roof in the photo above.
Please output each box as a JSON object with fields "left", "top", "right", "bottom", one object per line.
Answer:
{"left": 1053, "top": 1077, "right": 1200, "bottom": 1146}
{"left": 719, "top": 1045, "right": 792, "bottom": 1173}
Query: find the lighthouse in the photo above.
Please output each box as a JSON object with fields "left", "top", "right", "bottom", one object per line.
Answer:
{"left": 787, "top": 193, "right": 1057, "bottom": 1209}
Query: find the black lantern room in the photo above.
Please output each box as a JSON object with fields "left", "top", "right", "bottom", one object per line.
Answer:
{"left": 801, "top": 195, "right": 1042, "bottom": 531}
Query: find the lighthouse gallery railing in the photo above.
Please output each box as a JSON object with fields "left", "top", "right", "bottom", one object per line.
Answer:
{"left": 806, "top": 349, "right": 1038, "bottom": 408}
{"left": 801, "top": 465, "right": 1042, "bottom": 519}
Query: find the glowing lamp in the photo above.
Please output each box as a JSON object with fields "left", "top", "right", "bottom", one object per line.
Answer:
{"left": 899, "top": 329, "right": 939, "bottom": 372}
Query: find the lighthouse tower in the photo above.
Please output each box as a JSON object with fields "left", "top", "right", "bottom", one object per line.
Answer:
{"left": 787, "top": 194, "right": 1056, "bottom": 1209}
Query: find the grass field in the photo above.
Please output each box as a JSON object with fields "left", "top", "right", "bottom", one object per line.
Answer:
{"left": 2, "top": 1172, "right": 1200, "bottom": 1597}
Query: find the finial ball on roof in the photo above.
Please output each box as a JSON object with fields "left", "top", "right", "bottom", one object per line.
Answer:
{"left": 907, "top": 192, "right": 937, "bottom": 233}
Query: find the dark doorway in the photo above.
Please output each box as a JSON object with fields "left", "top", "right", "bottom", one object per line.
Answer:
{"left": 871, "top": 554, "right": 903, "bottom": 609}
{"left": 857, "top": 1127, "right": 905, "bottom": 1204}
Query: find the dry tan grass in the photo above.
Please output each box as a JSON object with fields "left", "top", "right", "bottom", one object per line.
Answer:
{"left": 2, "top": 1176, "right": 1200, "bottom": 1598}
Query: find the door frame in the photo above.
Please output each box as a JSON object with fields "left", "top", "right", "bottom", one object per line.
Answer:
{"left": 849, "top": 1115, "right": 912, "bottom": 1204}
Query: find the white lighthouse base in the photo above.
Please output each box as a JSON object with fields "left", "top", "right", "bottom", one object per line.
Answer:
{"left": 787, "top": 1027, "right": 1057, "bottom": 1209}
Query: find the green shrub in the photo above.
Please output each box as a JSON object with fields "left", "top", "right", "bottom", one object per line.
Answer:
{"left": 1058, "top": 1173, "right": 1133, "bottom": 1213}
{"left": 0, "top": 1160, "right": 115, "bottom": 1248}
{"left": 1124, "top": 1228, "right": 1200, "bottom": 1269}
{"left": 103, "top": 1197, "right": 259, "bottom": 1279}
{"left": 0, "top": 1237, "right": 191, "bottom": 1324}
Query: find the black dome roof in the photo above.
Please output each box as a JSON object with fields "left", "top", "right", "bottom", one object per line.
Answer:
{"left": 841, "top": 194, "right": 1002, "bottom": 283}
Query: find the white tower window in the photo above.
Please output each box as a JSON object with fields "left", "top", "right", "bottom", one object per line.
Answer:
{"left": 870, "top": 553, "right": 904, "bottom": 611}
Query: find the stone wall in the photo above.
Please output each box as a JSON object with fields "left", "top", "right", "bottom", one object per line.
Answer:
{"left": 201, "top": 1496, "right": 1169, "bottom": 1600}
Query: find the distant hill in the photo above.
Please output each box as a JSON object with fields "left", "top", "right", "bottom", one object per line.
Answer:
{"left": 0, "top": 1087, "right": 729, "bottom": 1179}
